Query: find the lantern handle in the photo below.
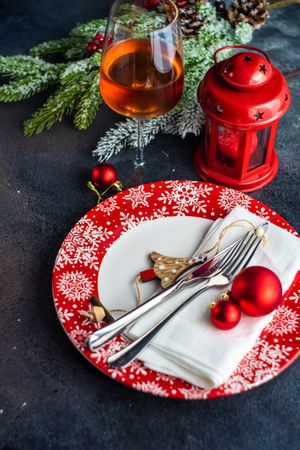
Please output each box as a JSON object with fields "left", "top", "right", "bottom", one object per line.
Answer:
{"left": 214, "top": 45, "right": 271, "bottom": 65}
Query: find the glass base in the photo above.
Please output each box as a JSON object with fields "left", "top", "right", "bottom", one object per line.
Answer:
{"left": 119, "top": 147, "right": 173, "bottom": 186}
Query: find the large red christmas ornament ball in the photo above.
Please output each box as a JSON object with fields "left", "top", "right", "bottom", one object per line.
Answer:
{"left": 231, "top": 266, "right": 282, "bottom": 316}
{"left": 91, "top": 163, "right": 118, "bottom": 189}
{"left": 210, "top": 300, "right": 241, "bottom": 330}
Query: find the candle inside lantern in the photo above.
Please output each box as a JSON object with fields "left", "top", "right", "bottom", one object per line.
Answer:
{"left": 218, "top": 128, "right": 258, "bottom": 159}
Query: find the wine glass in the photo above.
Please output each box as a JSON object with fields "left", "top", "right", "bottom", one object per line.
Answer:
{"left": 100, "top": 0, "right": 184, "bottom": 173}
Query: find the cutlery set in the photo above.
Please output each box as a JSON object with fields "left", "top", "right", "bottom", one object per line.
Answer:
{"left": 87, "top": 222, "right": 268, "bottom": 367}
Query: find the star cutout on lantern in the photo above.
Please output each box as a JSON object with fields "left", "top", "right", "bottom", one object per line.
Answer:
{"left": 259, "top": 64, "right": 267, "bottom": 74}
{"left": 215, "top": 105, "right": 223, "bottom": 114}
{"left": 254, "top": 111, "right": 264, "bottom": 121}
{"left": 243, "top": 56, "right": 253, "bottom": 63}
{"left": 285, "top": 94, "right": 288, "bottom": 101}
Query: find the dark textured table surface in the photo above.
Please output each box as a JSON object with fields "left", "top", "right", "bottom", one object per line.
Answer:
{"left": 0, "top": 1, "right": 299, "bottom": 449}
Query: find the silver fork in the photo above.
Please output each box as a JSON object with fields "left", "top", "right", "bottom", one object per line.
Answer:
{"left": 87, "top": 229, "right": 253, "bottom": 351}
{"left": 107, "top": 223, "right": 267, "bottom": 367}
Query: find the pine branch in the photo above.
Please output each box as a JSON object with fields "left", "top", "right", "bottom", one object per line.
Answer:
{"left": 70, "top": 19, "right": 107, "bottom": 38}
{"left": 30, "top": 37, "right": 83, "bottom": 57}
{"left": 0, "top": 72, "right": 59, "bottom": 102}
{"left": 93, "top": 115, "right": 170, "bottom": 162}
{"left": 65, "top": 42, "right": 88, "bottom": 60}
{"left": 74, "top": 70, "right": 103, "bottom": 130}
{"left": 128, "top": 116, "right": 171, "bottom": 148}
{"left": 24, "top": 81, "right": 83, "bottom": 136}
{"left": 60, "top": 59, "right": 94, "bottom": 84}
{"left": 0, "top": 55, "right": 58, "bottom": 77}
{"left": 92, "top": 119, "right": 136, "bottom": 161}
{"left": 164, "top": 100, "right": 204, "bottom": 138}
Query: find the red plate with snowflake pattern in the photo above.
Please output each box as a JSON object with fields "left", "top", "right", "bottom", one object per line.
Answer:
{"left": 52, "top": 181, "right": 299, "bottom": 399}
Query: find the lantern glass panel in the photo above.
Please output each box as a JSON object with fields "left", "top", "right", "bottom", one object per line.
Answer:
{"left": 248, "top": 127, "right": 271, "bottom": 171}
{"left": 205, "top": 119, "right": 211, "bottom": 164}
{"left": 216, "top": 126, "right": 241, "bottom": 168}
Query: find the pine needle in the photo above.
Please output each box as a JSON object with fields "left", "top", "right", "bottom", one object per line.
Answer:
{"left": 24, "top": 81, "right": 83, "bottom": 136}
{"left": 74, "top": 71, "right": 103, "bottom": 130}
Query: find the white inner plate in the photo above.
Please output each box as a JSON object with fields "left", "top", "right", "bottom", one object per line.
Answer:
{"left": 98, "top": 216, "right": 212, "bottom": 316}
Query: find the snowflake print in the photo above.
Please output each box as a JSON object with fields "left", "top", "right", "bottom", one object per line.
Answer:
{"left": 265, "top": 305, "right": 299, "bottom": 336}
{"left": 223, "top": 374, "right": 252, "bottom": 394}
{"left": 107, "top": 365, "right": 128, "bottom": 379}
{"left": 288, "top": 290, "right": 300, "bottom": 304}
{"left": 224, "top": 339, "right": 293, "bottom": 389}
{"left": 158, "top": 180, "right": 212, "bottom": 216}
{"left": 151, "top": 206, "right": 169, "bottom": 220}
{"left": 133, "top": 381, "right": 169, "bottom": 397}
{"left": 178, "top": 387, "right": 209, "bottom": 400}
{"left": 90, "top": 336, "right": 129, "bottom": 364}
{"left": 56, "top": 307, "right": 74, "bottom": 323}
{"left": 119, "top": 211, "right": 149, "bottom": 231}
{"left": 217, "top": 188, "right": 251, "bottom": 212}
{"left": 97, "top": 196, "right": 119, "bottom": 215}
{"left": 55, "top": 218, "right": 113, "bottom": 270}
{"left": 123, "top": 185, "right": 153, "bottom": 209}
{"left": 70, "top": 326, "right": 89, "bottom": 351}
{"left": 129, "top": 361, "right": 149, "bottom": 376}
{"left": 255, "top": 206, "right": 271, "bottom": 220}
{"left": 57, "top": 271, "right": 93, "bottom": 302}
{"left": 155, "top": 373, "right": 176, "bottom": 382}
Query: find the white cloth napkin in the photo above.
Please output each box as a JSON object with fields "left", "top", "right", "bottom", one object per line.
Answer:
{"left": 127, "top": 206, "right": 300, "bottom": 389}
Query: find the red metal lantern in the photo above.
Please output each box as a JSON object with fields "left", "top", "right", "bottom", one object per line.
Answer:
{"left": 194, "top": 45, "right": 290, "bottom": 192}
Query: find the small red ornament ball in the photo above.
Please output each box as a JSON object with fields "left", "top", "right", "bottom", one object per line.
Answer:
{"left": 86, "top": 42, "right": 98, "bottom": 55}
{"left": 144, "top": 0, "right": 160, "bottom": 9}
{"left": 93, "top": 33, "right": 104, "bottom": 47}
{"left": 231, "top": 266, "right": 282, "bottom": 317}
{"left": 210, "top": 300, "right": 241, "bottom": 330}
{"left": 91, "top": 163, "right": 118, "bottom": 189}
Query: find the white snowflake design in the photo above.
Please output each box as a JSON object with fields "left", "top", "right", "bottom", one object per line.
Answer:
{"left": 70, "top": 326, "right": 89, "bottom": 352}
{"left": 158, "top": 180, "right": 213, "bottom": 216}
{"left": 55, "top": 217, "right": 113, "bottom": 270}
{"left": 255, "top": 206, "right": 271, "bottom": 220}
{"left": 223, "top": 339, "right": 293, "bottom": 392}
{"left": 265, "top": 305, "right": 299, "bottom": 336}
{"left": 97, "top": 196, "right": 119, "bottom": 215}
{"left": 223, "top": 374, "right": 252, "bottom": 394}
{"left": 119, "top": 211, "right": 150, "bottom": 231}
{"left": 56, "top": 307, "right": 74, "bottom": 323}
{"left": 56, "top": 271, "right": 93, "bottom": 302}
{"left": 123, "top": 185, "right": 153, "bottom": 209}
{"left": 90, "top": 336, "right": 128, "bottom": 365}
{"left": 178, "top": 387, "right": 209, "bottom": 400}
{"left": 129, "top": 361, "right": 149, "bottom": 376}
{"left": 217, "top": 187, "right": 252, "bottom": 212}
{"left": 133, "top": 381, "right": 169, "bottom": 397}
{"left": 288, "top": 290, "right": 300, "bottom": 304}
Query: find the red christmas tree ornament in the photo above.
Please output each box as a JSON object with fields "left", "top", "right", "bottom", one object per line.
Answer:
{"left": 86, "top": 42, "right": 98, "bottom": 55}
{"left": 144, "top": 0, "right": 160, "bottom": 9}
{"left": 231, "top": 266, "right": 282, "bottom": 316}
{"left": 195, "top": 45, "right": 291, "bottom": 192}
{"left": 91, "top": 163, "right": 118, "bottom": 189}
{"left": 88, "top": 163, "right": 122, "bottom": 205}
{"left": 210, "top": 297, "right": 241, "bottom": 330}
{"left": 93, "top": 33, "right": 105, "bottom": 47}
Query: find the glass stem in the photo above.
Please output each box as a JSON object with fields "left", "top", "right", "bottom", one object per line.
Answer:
{"left": 135, "top": 119, "right": 145, "bottom": 167}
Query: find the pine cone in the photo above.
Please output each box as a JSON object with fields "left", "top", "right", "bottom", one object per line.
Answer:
{"left": 228, "top": 0, "right": 269, "bottom": 29}
{"left": 176, "top": 0, "right": 205, "bottom": 36}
